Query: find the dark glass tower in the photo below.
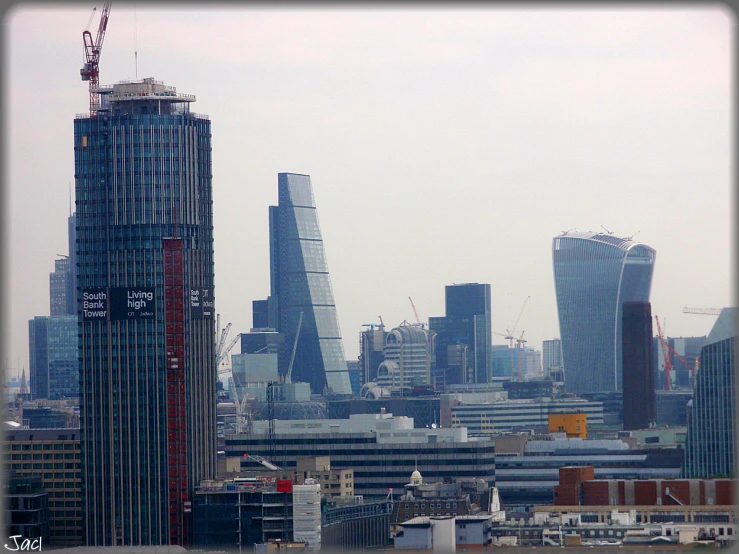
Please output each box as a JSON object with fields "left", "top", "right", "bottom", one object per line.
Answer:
{"left": 28, "top": 316, "right": 49, "bottom": 399}
{"left": 552, "top": 232, "right": 656, "bottom": 395}
{"left": 429, "top": 283, "right": 492, "bottom": 384}
{"left": 269, "top": 173, "right": 351, "bottom": 395}
{"left": 75, "top": 78, "right": 216, "bottom": 545}
{"left": 682, "top": 308, "right": 736, "bottom": 478}
{"left": 621, "top": 301, "right": 655, "bottom": 430}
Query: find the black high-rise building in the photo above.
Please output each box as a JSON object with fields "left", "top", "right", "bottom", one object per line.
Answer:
{"left": 268, "top": 173, "right": 351, "bottom": 395}
{"left": 622, "top": 301, "right": 655, "bottom": 430}
{"left": 75, "top": 78, "right": 216, "bottom": 545}
{"left": 429, "top": 283, "right": 492, "bottom": 384}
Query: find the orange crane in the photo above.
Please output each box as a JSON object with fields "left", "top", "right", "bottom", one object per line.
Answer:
{"left": 654, "top": 316, "right": 673, "bottom": 391}
{"left": 81, "top": 1, "right": 112, "bottom": 115}
{"left": 409, "top": 296, "right": 422, "bottom": 327}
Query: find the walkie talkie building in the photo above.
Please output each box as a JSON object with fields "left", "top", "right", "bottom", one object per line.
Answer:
{"left": 552, "top": 232, "right": 656, "bottom": 395}
{"left": 75, "top": 78, "right": 216, "bottom": 545}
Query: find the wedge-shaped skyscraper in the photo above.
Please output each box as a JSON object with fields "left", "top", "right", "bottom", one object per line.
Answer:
{"left": 269, "top": 173, "right": 351, "bottom": 395}
{"left": 552, "top": 232, "right": 656, "bottom": 394}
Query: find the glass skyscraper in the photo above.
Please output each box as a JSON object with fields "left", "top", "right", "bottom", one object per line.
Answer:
{"left": 269, "top": 173, "right": 351, "bottom": 395}
{"left": 552, "top": 232, "right": 655, "bottom": 395}
{"left": 75, "top": 78, "right": 216, "bottom": 545}
{"left": 430, "top": 283, "right": 492, "bottom": 384}
{"left": 682, "top": 308, "right": 736, "bottom": 478}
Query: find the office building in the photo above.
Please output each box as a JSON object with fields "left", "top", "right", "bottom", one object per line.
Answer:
{"left": 75, "top": 78, "right": 216, "bottom": 545}
{"left": 50, "top": 257, "right": 71, "bottom": 316}
{"left": 376, "top": 322, "right": 434, "bottom": 390}
{"left": 450, "top": 397, "right": 603, "bottom": 434}
{"left": 552, "top": 232, "right": 656, "bottom": 394}
{"left": 429, "top": 283, "right": 492, "bottom": 385}
{"left": 359, "top": 324, "right": 387, "bottom": 386}
{"left": 28, "top": 317, "right": 49, "bottom": 399}
{"left": 682, "top": 308, "right": 737, "bottom": 479}
{"left": 5, "top": 473, "right": 50, "bottom": 545}
{"left": 542, "top": 338, "right": 563, "bottom": 380}
{"left": 622, "top": 301, "right": 655, "bottom": 430}
{"left": 3, "top": 428, "right": 82, "bottom": 546}
{"left": 224, "top": 413, "right": 496, "bottom": 499}
{"left": 269, "top": 173, "right": 351, "bottom": 395}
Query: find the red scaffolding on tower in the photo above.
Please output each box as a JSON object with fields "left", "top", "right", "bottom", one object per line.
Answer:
{"left": 164, "top": 237, "right": 189, "bottom": 545}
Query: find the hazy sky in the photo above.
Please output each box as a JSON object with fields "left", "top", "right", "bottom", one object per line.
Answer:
{"left": 4, "top": 4, "right": 733, "bottom": 378}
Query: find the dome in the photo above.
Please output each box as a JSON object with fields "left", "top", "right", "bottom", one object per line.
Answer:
{"left": 410, "top": 470, "right": 423, "bottom": 485}
{"left": 256, "top": 401, "right": 327, "bottom": 421}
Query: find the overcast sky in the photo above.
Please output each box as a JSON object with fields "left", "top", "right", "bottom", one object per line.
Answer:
{"left": 4, "top": 3, "right": 733, "bottom": 378}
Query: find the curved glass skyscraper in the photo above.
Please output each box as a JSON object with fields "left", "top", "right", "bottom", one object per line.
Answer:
{"left": 552, "top": 232, "right": 656, "bottom": 394}
{"left": 270, "top": 173, "right": 351, "bottom": 395}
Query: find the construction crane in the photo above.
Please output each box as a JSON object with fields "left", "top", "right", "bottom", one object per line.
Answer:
{"left": 378, "top": 315, "right": 385, "bottom": 330}
{"left": 683, "top": 306, "right": 722, "bottom": 316}
{"left": 215, "top": 315, "right": 240, "bottom": 377}
{"left": 515, "top": 331, "right": 527, "bottom": 381}
{"left": 498, "top": 296, "right": 530, "bottom": 350}
{"left": 654, "top": 316, "right": 673, "bottom": 391}
{"left": 409, "top": 297, "right": 422, "bottom": 327}
{"left": 80, "top": 1, "right": 112, "bottom": 115}
{"left": 284, "top": 311, "right": 304, "bottom": 384}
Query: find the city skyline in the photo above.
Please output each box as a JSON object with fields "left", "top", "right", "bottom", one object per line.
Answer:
{"left": 6, "top": 5, "right": 733, "bottom": 377}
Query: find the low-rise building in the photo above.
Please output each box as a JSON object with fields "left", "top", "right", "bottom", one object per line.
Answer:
{"left": 296, "top": 456, "right": 354, "bottom": 501}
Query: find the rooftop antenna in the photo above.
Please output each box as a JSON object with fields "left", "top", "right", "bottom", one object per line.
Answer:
{"left": 134, "top": 5, "right": 138, "bottom": 78}
{"left": 600, "top": 225, "right": 614, "bottom": 235}
{"left": 625, "top": 230, "right": 641, "bottom": 241}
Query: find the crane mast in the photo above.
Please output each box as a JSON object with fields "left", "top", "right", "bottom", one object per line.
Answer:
{"left": 81, "top": 1, "right": 112, "bottom": 115}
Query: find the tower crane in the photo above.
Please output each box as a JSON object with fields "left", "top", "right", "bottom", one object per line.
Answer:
{"left": 80, "top": 1, "right": 112, "bottom": 115}
{"left": 654, "top": 315, "right": 673, "bottom": 391}
{"left": 683, "top": 306, "right": 722, "bottom": 316}
{"left": 504, "top": 296, "right": 530, "bottom": 350}
{"left": 515, "top": 331, "right": 527, "bottom": 381}
{"left": 215, "top": 315, "right": 240, "bottom": 377}
{"left": 409, "top": 297, "right": 422, "bottom": 327}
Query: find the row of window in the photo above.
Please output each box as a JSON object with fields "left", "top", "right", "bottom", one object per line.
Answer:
{"left": 6, "top": 443, "right": 77, "bottom": 451}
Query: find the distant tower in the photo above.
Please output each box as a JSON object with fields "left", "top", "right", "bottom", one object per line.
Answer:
{"left": 429, "top": 283, "right": 492, "bottom": 385}
{"left": 622, "top": 301, "right": 655, "bottom": 430}
{"left": 682, "top": 308, "right": 737, "bottom": 478}
{"left": 75, "top": 78, "right": 216, "bottom": 545}
{"left": 49, "top": 257, "right": 70, "bottom": 316}
{"left": 269, "top": 173, "right": 351, "bottom": 395}
{"left": 552, "top": 232, "right": 656, "bottom": 394}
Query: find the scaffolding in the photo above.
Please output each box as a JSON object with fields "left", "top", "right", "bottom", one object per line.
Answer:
{"left": 164, "top": 237, "right": 189, "bottom": 545}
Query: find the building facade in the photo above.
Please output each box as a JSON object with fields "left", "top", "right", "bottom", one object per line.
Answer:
{"left": 50, "top": 257, "right": 71, "bottom": 316}
{"left": 622, "top": 301, "right": 655, "bottom": 430}
{"left": 224, "top": 413, "right": 496, "bottom": 499}
{"left": 552, "top": 232, "right": 656, "bottom": 395}
{"left": 430, "top": 283, "right": 492, "bottom": 385}
{"left": 682, "top": 308, "right": 737, "bottom": 478}
{"left": 28, "top": 317, "right": 49, "bottom": 399}
{"left": 75, "top": 78, "right": 216, "bottom": 545}
{"left": 376, "top": 323, "right": 434, "bottom": 390}
{"left": 3, "top": 429, "right": 82, "bottom": 546}
{"left": 269, "top": 173, "right": 351, "bottom": 395}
